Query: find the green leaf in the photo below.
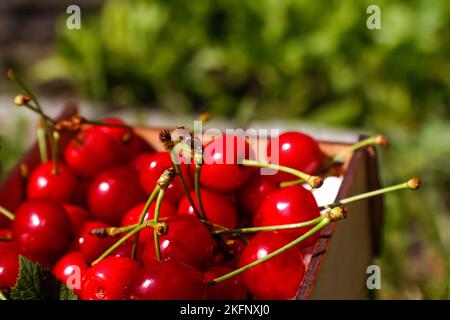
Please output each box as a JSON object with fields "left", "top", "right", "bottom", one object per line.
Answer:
{"left": 10, "top": 256, "right": 78, "bottom": 300}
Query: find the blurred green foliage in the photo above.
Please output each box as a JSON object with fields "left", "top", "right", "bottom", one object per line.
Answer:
{"left": 32, "top": 0, "right": 450, "bottom": 298}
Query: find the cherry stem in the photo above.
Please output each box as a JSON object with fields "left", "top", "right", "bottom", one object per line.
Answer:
{"left": 36, "top": 122, "right": 48, "bottom": 163}
{"left": 131, "top": 185, "right": 160, "bottom": 260}
{"left": 91, "top": 224, "right": 139, "bottom": 238}
{"left": 194, "top": 164, "right": 208, "bottom": 220}
{"left": 213, "top": 216, "right": 324, "bottom": 236}
{"left": 200, "top": 219, "right": 249, "bottom": 244}
{"left": 208, "top": 217, "right": 331, "bottom": 286}
{"left": 242, "top": 159, "right": 323, "bottom": 189}
{"left": 329, "top": 135, "right": 388, "bottom": 165}
{"left": 319, "top": 178, "right": 421, "bottom": 210}
{"left": 153, "top": 189, "right": 165, "bottom": 262}
{"left": 0, "top": 207, "right": 14, "bottom": 221}
{"left": 0, "top": 290, "right": 7, "bottom": 300}
{"left": 51, "top": 131, "right": 60, "bottom": 175}
{"left": 92, "top": 220, "right": 157, "bottom": 265}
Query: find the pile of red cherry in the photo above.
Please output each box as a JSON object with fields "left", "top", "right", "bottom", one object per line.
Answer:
{"left": 0, "top": 115, "right": 332, "bottom": 300}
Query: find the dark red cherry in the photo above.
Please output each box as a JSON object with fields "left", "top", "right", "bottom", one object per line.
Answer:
{"left": 94, "top": 118, "right": 149, "bottom": 162}
{"left": 204, "top": 265, "right": 247, "bottom": 300}
{"left": 0, "top": 242, "right": 19, "bottom": 288}
{"left": 141, "top": 215, "right": 214, "bottom": 270}
{"left": 126, "top": 260, "right": 206, "bottom": 300}
{"left": 88, "top": 167, "right": 146, "bottom": 225}
{"left": 27, "top": 162, "right": 81, "bottom": 204}
{"left": 81, "top": 256, "right": 141, "bottom": 300}
{"left": 238, "top": 173, "right": 278, "bottom": 214}
{"left": 63, "top": 204, "right": 90, "bottom": 235}
{"left": 253, "top": 185, "right": 320, "bottom": 246}
{"left": 267, "top": 132, "right": 323, "bottom": 182}
{"left": 64, "top": 128, "right": 122, "bottom": 179}
{"left": 120, "top": 201, "right": 176, "bottom": 244}
{"left": 139, "top": 152, "right": 193, "bottom": 206}
{"left": 76, "top": 221, "right": 116, "bottom": 263}
{"left": 12, "top": 199, "right": 73, "bottom": 266}
{"left": 177, "top": 189, "right": 238, "bottom": 229}
{"left": 239, "top": 232, "right": 305, "bottom": 299}
{"left": 201, "top": 135, "right": 255, "bottom": 193}
{"left": 130, "top": 152, "right": 154, "bottom": 172}
{"left": 52, "top": 252, "right": 89, "bottom": 295}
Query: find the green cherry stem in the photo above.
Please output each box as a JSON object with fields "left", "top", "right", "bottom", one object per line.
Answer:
{"left": 242, "top": 159, "right": 323, "bottom": 189}
{"left": 320, "top": 178, "right": 421, "bottom": 210}
{"left": 194, "top": 164, "right": 208, "bottom": 220}
{"left": 0, "top": 290, "right": 7, "bottom": 300}
{"left": 329, "top": 135, "right": 388, "bottom": 165}
{"left": 51, "top": 131, "right": 60, "bottom": 175}
{"left": 131, "top": 185, "right": 160, "bottom": 259}
{"left": 36, "top": 121, "right": 48, "bottom": 163}
{"left": 0, "top": 207, "right": 14, "bottom": 221}
{"left": 208, "top": 217, "right": 332, "bottom": 286}
{"left": 153, "top": 189, "right": 166, "bottom": 261}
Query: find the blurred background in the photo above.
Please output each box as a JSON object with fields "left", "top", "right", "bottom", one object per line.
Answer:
{"left": 0, "top": 0, "right": 449, "bottom": 299}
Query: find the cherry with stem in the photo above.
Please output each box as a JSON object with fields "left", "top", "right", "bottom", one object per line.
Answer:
{"left": 153, "top": 189, "right": 165, "bottom": 261}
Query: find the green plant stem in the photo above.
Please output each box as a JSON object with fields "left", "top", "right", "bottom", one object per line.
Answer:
{"left": 153, "top": 189, "right": 165, "bottom": 261}
{"left": 194, "top": 164, "right": 207, "bottom": 219}
{"left": 36, "top": 125, "right": 48, "bottom": 163}
{"left": 330, "top": 135, "right": 384, "bottom": 164}
{"left": 0, "top": 291, "right": 7, "bottom": 300}
{"left": 200, "top": 219, "right": 249, "bottom": 244}
{"left": 131, "top": 185, "right": 160, "bottom": 260}
{"left": 0, "top": 207, "right": 14, "bottom": 221}
{"left": 51, "top": 131, "right": 59, "bottom": 175}
{"left": 208, "top": 217, "right": 331, "bottom": 286}
{"left": 320, "top": 181, "right": 413, "bottom": 210}
{"left": 213, "top": 216, "right": 325, "bottom": 235}
{"left": 93, "top": 220, "right": 157, "bottom": 265}
{"left": 242, "top": 159, "right": 322, "bottom": 189}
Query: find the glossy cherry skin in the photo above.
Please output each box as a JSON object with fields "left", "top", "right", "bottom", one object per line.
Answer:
{"left": 239, "top": 232, "right": 305, "bottom": 299}
{"left": 88, "top": 167, "right": 146, "bottom": 225}
{"left": 238, "top": 173, "right": 278, "bottom": 214}
{"left": 201, "top": 135, "right": 255, "bottom": 193}
{"left": 12, "top": 199, "right": 73, "bottom": 266}
{"left": 267, "top": 132, "right": 323, "bottom": 182}
{"left": 94, "top": 118, "right": 150, "bottom": 162}
{"left": 63, "top": 204, "right": 90, "bottom": 235}
{"left": 204, "top": 265, "right": 247, "bottom": 300}
{"left": 52, "top": 252, "right": 89, "bottom": 295}
{"left": 27, "top": 162, "right": 81, "bottom": 204}
{"left": 75, "top": 221, "right": 116, "bottom": 263}
{"left": 0, "top": 242, "right": 19, "bottom": 288}
{"left": 253, "top": 185, "right": 321, "bottom": 246}
{"left": 141, "top": 215, "right": 215, "bottom": 270}
{"left": 126, "top": 260, "right": 207, "bottom": 300}
{"left": 64, "top": 128, "right": 122, "bottom": 179}
{"left": 120, "top": 201, "right": 177, "bottom": 244}
{"left": 81, "top": 256, "right": 141, "bottom": 300}
{"left": 139, "top": 152, "right": 193, "bottom": 206}
{"left": 177, "top": 189, "right": 238, "bottom": 229}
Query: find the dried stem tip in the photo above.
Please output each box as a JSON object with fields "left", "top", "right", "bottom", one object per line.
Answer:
{"left": 14, "top": 94, "right": 31, "bottom": 106}
{"left": 407, "top": 177, "right": 421, "bottom": 190}
{"left": 157, "top": 168, "right": 176, "bottom": 190}
{"left": 159, "top": 130, "right": 174, "bottom": 151}
{"left": 6, "top": 68, "right": 15, "bottom": 80}
{"left": 308, "top": 176, "right": 324, "bottom": 189}
{"left": 325, "top": 206, "right": 347, "bottom": 222}
{"left": 375, "top": 135, "right": 389, "bottom": 148}
{"left": 19, "top": 163, "right": 28, "bottom": 179}
{"left": 155, "top": 221, "right": 168, "bottom": 236}
{"left": 55, "top": 114, "right": 85, "bottom": 131}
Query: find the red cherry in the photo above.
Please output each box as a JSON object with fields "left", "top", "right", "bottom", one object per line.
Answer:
{"left": 120, "top": 201, "right": 177, "bottom": 244}
{"left": 204, "top": 265, "right": 247, "bottom": 300}
{"left": 81, "top": 256, "right": 141, "bottom": 300}
{"left": 63, "top": 204, "right": 90, "bottom": 235}
{"left": 177, "top": 189, "right": 238, "bottom": 229}
{"left": 141, "top": 215, "right": 214, "bottom": 270}
{"left": 139, "top": 152, "right": 193, "bottom": 206}
{"left": 52, "top": 252, "right": 89, "bottom": 295}
{"left": 94, "top": 118, "right": 149, "bottom": 162}
{"left": 130, "top": 152, "right": 154, "bottom": 172}
{"left": 88, "top": 167, "right": 146, "bottom": 225}
{"left": 239, "top": 232, "right": 305, "bottom": 299}
{"left": 0, "top": 242, "right": 19, "bottom": 288}
{"left": 12, "top": 199, "right": 73, "bottom": 266}
{"left": 267, "top": 132, "right": 323, "bottom": 182}
{"left": 64, "top": 128, "right": 122, "bottom": 179}
{"left": 253, "top": 185, "right": 320, "bottom": 246}
{"left": 201, "top": 135, "right": 255, "bottom": 192}
{"left": 126, "top": 260, "right": 206, "bottom": 300}
{"left": 76, "top": 221, "right": 116, "bottom": 263}
{"left": 238, "top": 173, "right": 278, "bottom": 214}
{"left": 27, "top": 162, "right": 81, "bottom": 204}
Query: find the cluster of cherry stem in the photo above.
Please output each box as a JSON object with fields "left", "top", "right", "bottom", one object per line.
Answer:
{"left": 3, "top": 69, "right": 421, "bottom": 287}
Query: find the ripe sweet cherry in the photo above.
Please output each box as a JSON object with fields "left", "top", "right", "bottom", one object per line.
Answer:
{"left": 63, "top": 204, "right": 90, "bottom": 235}
{"left": 238, "top": 173, "right": 278, "bottom": 214}
{"left": 75, "top": 221, "right": 116, "bottom": 263}
{"left": 0, "top": 242, "right": 19, "bottom": 288}
{"left": 52, "top": 252, "right": 89, "bottom": 295}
